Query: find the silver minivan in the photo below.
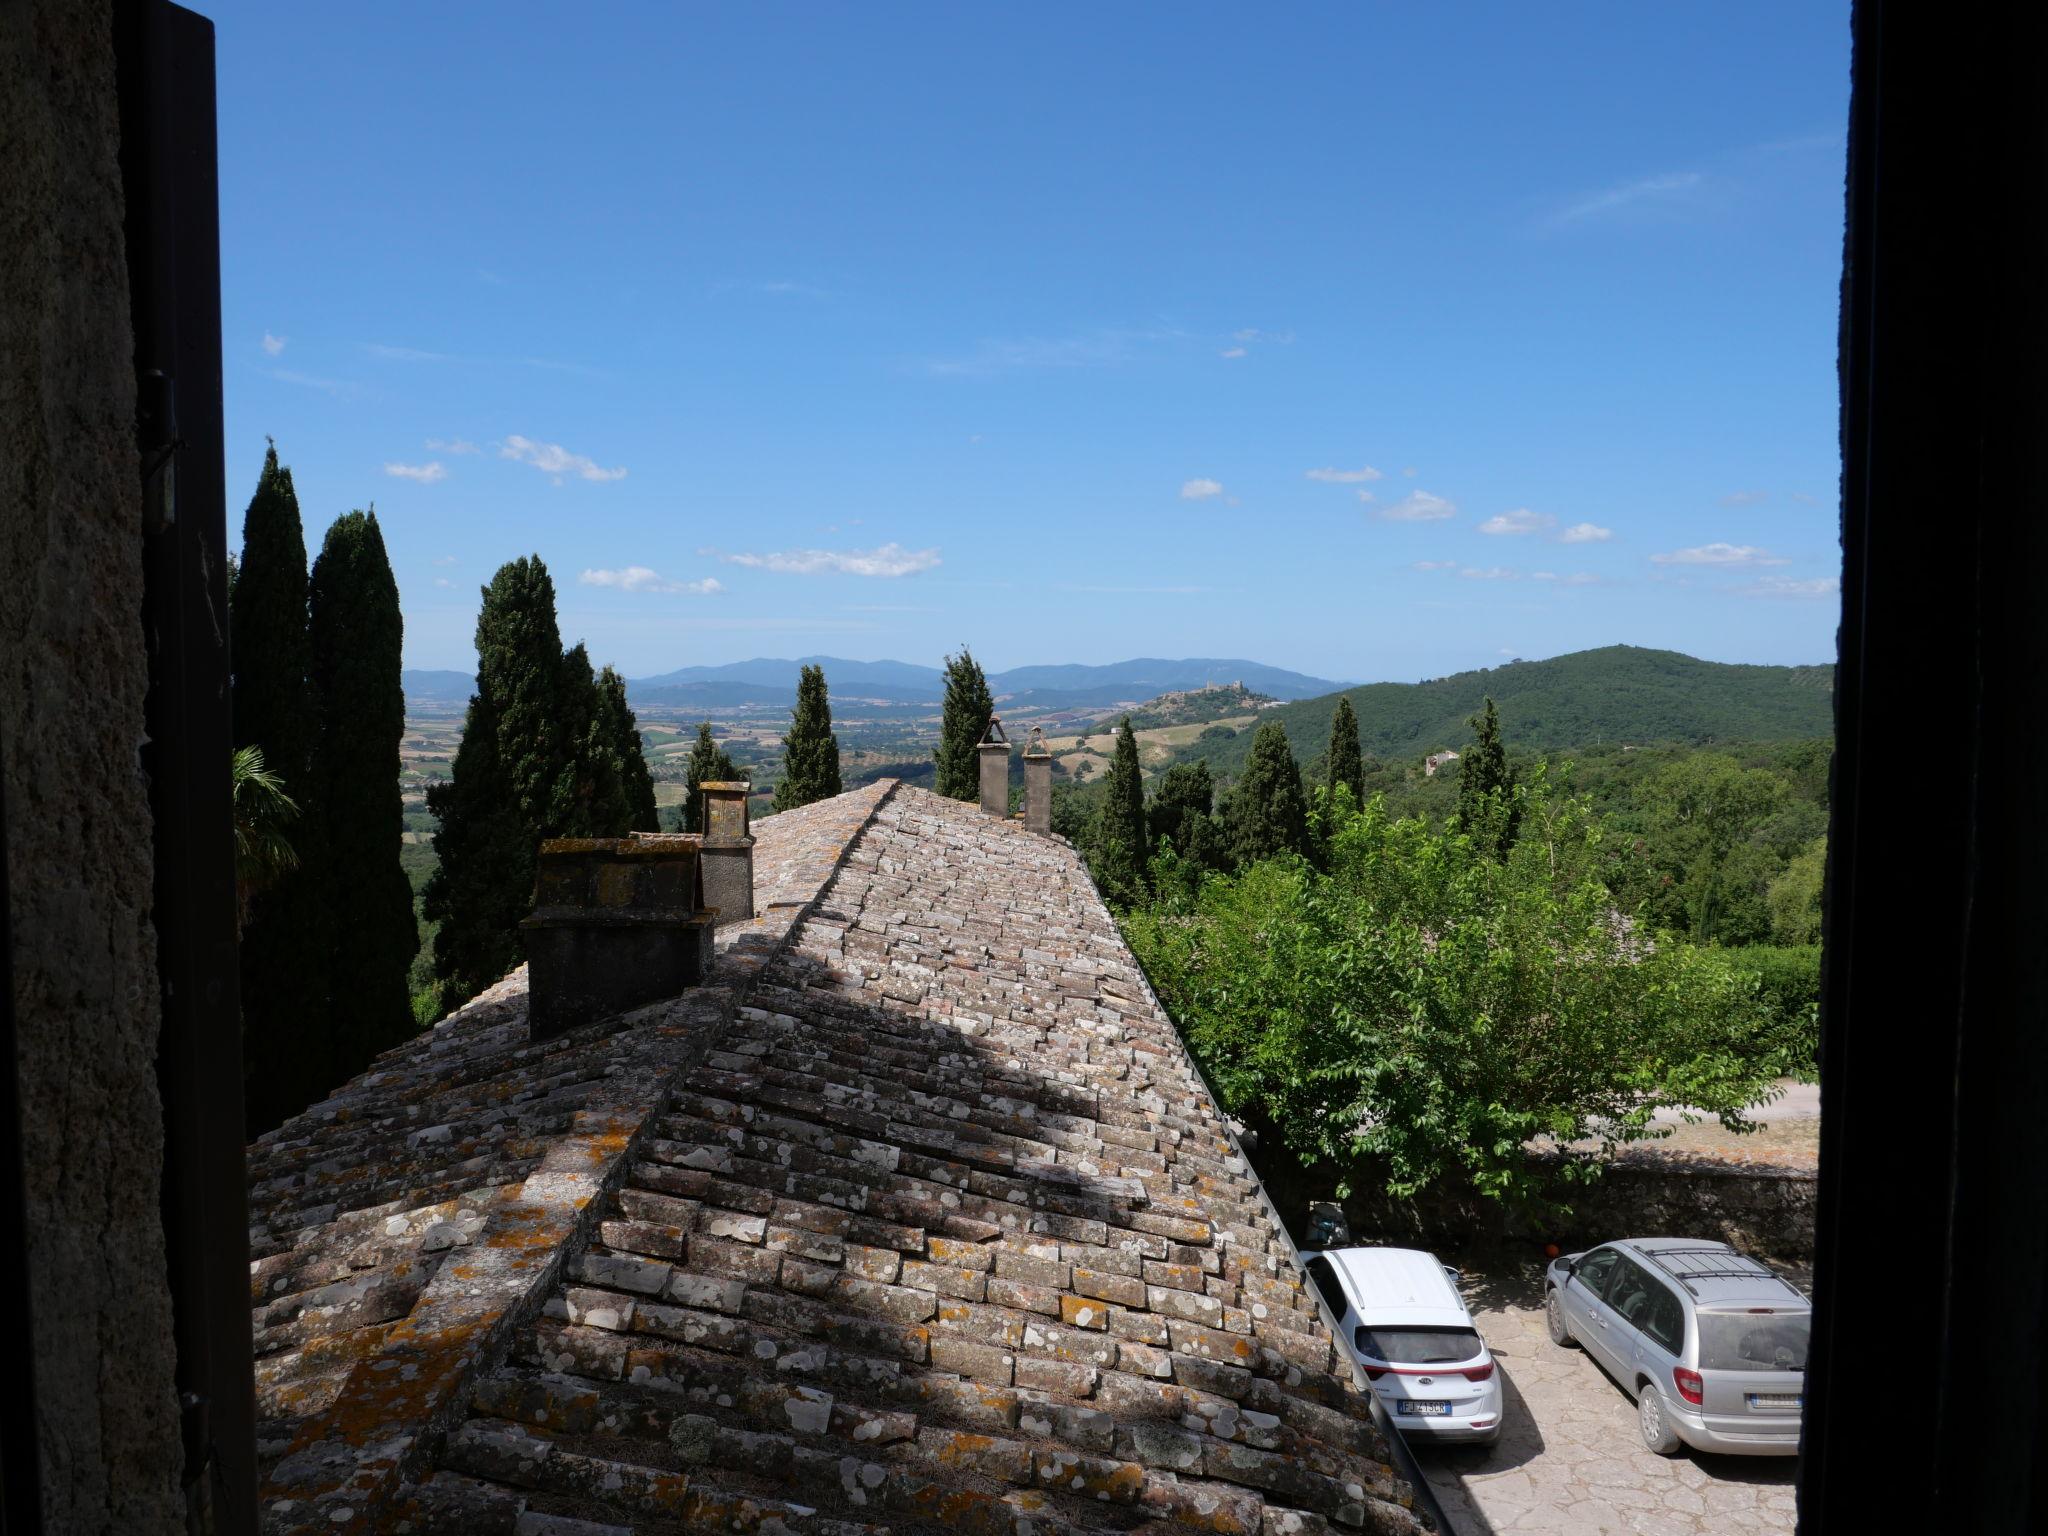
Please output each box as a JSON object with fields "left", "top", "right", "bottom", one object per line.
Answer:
{"left": 1544, "top": 1237, "right": 1807, "bottom": 1456}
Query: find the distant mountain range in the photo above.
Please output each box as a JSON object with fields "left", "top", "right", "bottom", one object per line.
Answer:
{"left": 405, "top": 656, "right": 1347, "bottom": 714}
{"left": 1174, "top": 645, "right": 1836, "bottom": 778}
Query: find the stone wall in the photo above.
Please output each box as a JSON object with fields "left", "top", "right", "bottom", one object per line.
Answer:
{"left": 0, "top": 1, "right": 186, "bottom": 1529}
{"left": 1267, "top": 1151, "right": 1819, "bottom": 1269}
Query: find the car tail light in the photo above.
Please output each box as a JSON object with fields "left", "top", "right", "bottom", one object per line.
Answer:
{"left": 1462, "top": 1362, "right": 1496, "bottom": 1382}
{"left": 1362, "top": 1366, "right": 1387, "bottom": 1381}
{"left": 1673, "top": 1367, "right": 1704, "bottom": 1406}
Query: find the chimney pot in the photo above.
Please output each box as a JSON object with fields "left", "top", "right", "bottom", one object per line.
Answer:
{"left": 977, "top": 716, "right": 1012, "bottom": 816}
{"left": 1022, "top": 726, "right": 1053, "bottom": 834}
{"left": 697, "top": 781, "right": 756, "bottom": 923}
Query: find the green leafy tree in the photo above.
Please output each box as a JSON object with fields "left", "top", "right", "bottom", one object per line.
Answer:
{"left": 933, "top": 647, "right": 994, "bottom": 800}
{"left": 1148, "top": 760, "right": 1227, "bottom": 875}
{"left": 1767, "top": 835, "right": 1827, "bottom": 946}
{"left": 231, "top": 744, "right": 298, "bottom": 932}
{"left": 308, "top": 511, "right": 417, "bottom": 1076}
{"left": 1126, "top": 778, "right": 1783, "bottom": 1211}
{"left": 1326, "top": 696, "right": 1365, "bottom": 801}
{"left": 231, "top": 445, "right": 328, "bottom": 1131}
{"left": 424, "top": 556, "right": 581, "bottom": 1010}
{"left": 1228, "top": 720, "right": 1310, "bottom": 865}
{"left": 775, "top": 664, "right": 843, "bottom": 812}
{"left": 1637, "top": 753, "right": 1788, "bottom": 943}
{"left": 683, "top": 721, "right": 738, "bottom": 833}
{"left": 1456, "top": 696, "right": 1520, "bottom": 857}
{"left": 586, "top": 665, "right": 658, "bottom": 832}
{"left": 1088, "top": 718, "right": 1149, "bottom": 907}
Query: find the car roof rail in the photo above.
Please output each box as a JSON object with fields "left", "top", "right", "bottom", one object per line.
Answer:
{"left": 1636, "top": 1245, "right": 1797, "bottom": 1295}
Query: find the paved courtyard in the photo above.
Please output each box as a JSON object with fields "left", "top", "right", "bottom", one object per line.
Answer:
{"left": 1414, "top": 1265, "right": 1800, "bottom": 1535}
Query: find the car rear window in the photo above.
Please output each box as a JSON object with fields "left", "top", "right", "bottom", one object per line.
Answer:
{"left": 1697, "top": 1310, "right": 1810, "bottom": 1372}
{"left": 1353, "top": 1325, "right": 1483, "bottom": 1365}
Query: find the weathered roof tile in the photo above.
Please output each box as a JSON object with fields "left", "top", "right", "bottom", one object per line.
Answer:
{"left": 253, "top": 783, "right": 1432, "bottom": 1534}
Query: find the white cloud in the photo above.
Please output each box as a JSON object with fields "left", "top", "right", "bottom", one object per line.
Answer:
{"left": 716, "top": 543, "right": 942, "bottom": 578}
{"left": 1401, "top": 466, "right": 1418, "bottom": 477}
{"left": 383, "top": 461, "right": 446, "bottom": 484}
{"left": 1412, "top": 560, "right": 1457, "bottom": 572}
{"left": 1478, "top": 508, "right": 1556, "bottom": 536}
{"left": 1737, "top": 574, "right": 1840, "bottom": 599}
{"left": 1219, "top": 347, "right": 1248, "bottom": 359}
{"left": 1180, "top": 478, "right": 1225, "bottom": 501}
{"left": 1720, "top": 489, "right": 1769, "bottom": 507}
{"left": 1559, "top": 522, "right": 1613, "bottom": 543}
{"left": 366, "top": 342, "right": 450, "bottom": 362}
{"left": 1060, "top": 584, "right": 1209, "bottom": 595}
{"left": 1459, "top": 566, "right": 1520, "bottom": 581}
{"left": 1231, "top": 327, "right": 1294, "bottom": 345}
{"left": 1377, "top": 490, "right": 1457, "bottom": 522}
{"left": 433, "top": 555, "right": 459, "bottom": 566}
{"left": 921, "top": 326, "right": 1179, "bottom": 377}
{"left": 1651, "top": 542, "right": 1788, "bottom": 568}
{"left": 1563, "top": 572, "right": 1600, "bottom": 585}
{"left": 1498, "top": 647, "right": 1520, "bottom": 657}
{"left": 499, "top": 434, "right": 627, "bottom": 483}
{"left": 1532, "top": 571, "right": 1558, "bottom": 581}
{"left": 261, "top": 331, "right": 287, "bottom": 357}
{"left": 426, "top": 437, "right": 480, "bottom": 455}
{"left": 1356, "top": 490, "right": 1375, "bottom": 504}
{"left": 1790, "top": 491, "right": 1820, "bottom": 505}
{"left": 578, "top": 567, "right": 723, "bottom": 595}
{"left": 433, "top": 577, "right": 453, "bottom": 588}
{"left": 1548, "top": 171, "right": 1703, "bottom": 227}
{"left": 1306, "top": 466, "right": 1383, "bottom": 484}
{"left": 268, "top": 368, "right": 358, "bottom": 398}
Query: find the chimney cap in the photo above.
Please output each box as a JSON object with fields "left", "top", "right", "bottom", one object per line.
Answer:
{"left": 978, "top": 715, "right": 1010, "bottom": 747}
{"left": 1022, "top": 725, "right": 1052, "bottom": 759}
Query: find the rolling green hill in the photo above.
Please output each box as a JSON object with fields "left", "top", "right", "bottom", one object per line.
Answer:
{"left": 1176, "top": 646, "right": 1834, "bottom": 779}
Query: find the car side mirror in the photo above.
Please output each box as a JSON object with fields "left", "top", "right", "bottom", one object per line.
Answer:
{"left": 1442, "top": 1265, "right": 1464, "bottom": 1286}
{"left": 1561, "top": 1258, "right": 1578, "bottom": 1276}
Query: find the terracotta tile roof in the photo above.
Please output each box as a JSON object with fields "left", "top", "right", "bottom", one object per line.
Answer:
{"left": 249, "top": 782, "right": 1429, "bottom": 1535}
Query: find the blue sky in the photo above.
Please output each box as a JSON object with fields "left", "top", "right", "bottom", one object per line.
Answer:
{"left": 214, "top": 2, "right": 1849, "bottom": 682}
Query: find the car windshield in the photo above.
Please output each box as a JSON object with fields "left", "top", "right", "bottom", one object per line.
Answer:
{"left": 1354, "top": 1325, "right": 1483, "bottom": 1365}
{"left": 1697, "top": 1310, "right": 1811, "bottom": 1372}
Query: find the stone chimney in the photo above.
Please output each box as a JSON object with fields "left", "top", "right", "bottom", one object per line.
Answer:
{"left": 521, "top": 834, "right": 715, "bottom": 1040}
{"left": 1022, "top": 725, "right": 1053, "bottom": 833}
{"left": 977, "top": 716, "right": 1012, "bottom": 816}
{"left": 698, "top": 780, "right": 756, "bottom": 924}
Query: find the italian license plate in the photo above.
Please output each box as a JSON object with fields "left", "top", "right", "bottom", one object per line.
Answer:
{"left": 1399, "top": 1401, "right": 1450, "bottom": 1417}
{"left": 1748, "top": 1394, "right": 1802, "bottom": 1410}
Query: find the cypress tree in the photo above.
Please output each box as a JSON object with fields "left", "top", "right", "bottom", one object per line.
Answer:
{"left": 588, "top": 665, "right": 657, "bottom": 832}
{"left": 478, "top": 556, "right": 579, "bottom": 832}
{"left": 1148, "top": 759, "right": 1226, "bottom": 872}
{"left": 423, "top": 691, "right": 527, "bottom": 1008}
{"left": 307, "top": 510, "right": 417, "bottom": 1077}
{"left": 1089, "top": 718, "right": 1149, "bottom": 906}
{"left": 775, "top": 664, "right": 843, "bottom": 813}
{"left": 231, "top": 444, "right": 326, "bottom": 1131}
{"left": 933, "top": 647, "right": 993, "bottom": 800}
{"left": 1456, "top": 696, "right": 1521, "bottom": 857}
{"left": 1326, "top": 696, "right": 1365, "bottom": 802}
{"left": 424, "top": 556, "right": 580, "bottom": 1010}
{"left": 554, "top": 642, "right": 606, "bottom": 835}
{"left": 684, "top": 721, "right": 737, "bottom": 833}
{"left": 1230, "top": 720, "right": 1310, "bottom": 865}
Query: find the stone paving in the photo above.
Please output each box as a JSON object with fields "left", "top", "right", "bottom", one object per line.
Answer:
{"left": 1416, "top": 1267, "right": 1798, "bottom": 1535}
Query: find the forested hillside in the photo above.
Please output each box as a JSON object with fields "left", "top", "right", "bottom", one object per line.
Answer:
{"left": 1177, "top": 646, "right": 1833, "bottom": 779}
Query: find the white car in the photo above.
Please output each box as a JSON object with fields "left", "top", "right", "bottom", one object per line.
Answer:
{"left": 1301, "top": 1245, "right": 1503, "bottom": 1446}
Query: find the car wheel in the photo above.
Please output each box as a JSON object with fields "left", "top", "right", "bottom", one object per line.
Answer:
{"left": 1544, "top": 1286, "right": 1576, "bottom": 1347}
{"left": 1636, "top": 1383, "right": 1683, "bottom": 1456}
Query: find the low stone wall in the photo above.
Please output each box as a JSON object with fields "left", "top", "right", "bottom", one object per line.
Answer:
{"left": 1263, "top": 1149, "right": 1818, "bottom": 1269}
